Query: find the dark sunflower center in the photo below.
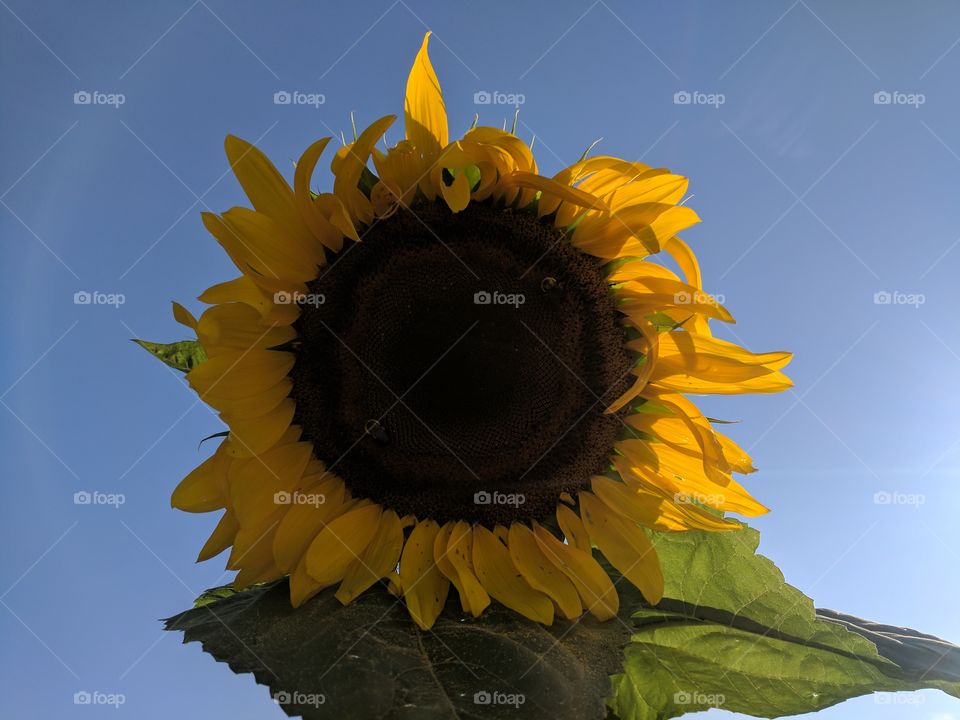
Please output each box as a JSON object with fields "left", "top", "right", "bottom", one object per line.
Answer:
{"left": 289, "top": 200, "right": 631, "bottom": 525}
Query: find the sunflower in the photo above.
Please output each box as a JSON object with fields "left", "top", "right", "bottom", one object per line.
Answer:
{"left": 168, "top": 33, "right": 792, "bottom": 630}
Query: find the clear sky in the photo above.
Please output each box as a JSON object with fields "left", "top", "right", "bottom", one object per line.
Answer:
{"left": 2, "top": 1, "right": 959, "bottom": 718}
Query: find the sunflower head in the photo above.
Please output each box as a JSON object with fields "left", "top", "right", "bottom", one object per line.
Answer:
{"left": 168, "top": 32, "right": 791, "bottom": 630}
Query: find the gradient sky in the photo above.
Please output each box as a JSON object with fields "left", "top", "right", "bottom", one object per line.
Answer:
{"left": 2, "top": 1, "right": 960, "bottom": 718}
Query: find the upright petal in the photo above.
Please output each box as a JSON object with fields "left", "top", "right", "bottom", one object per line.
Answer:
{"left": 405, "top": 32, "right": 448, "bottom": 173}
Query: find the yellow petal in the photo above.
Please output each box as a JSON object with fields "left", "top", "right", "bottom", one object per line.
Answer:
{"left": 573, "top": 204, "right": 700, "bottom": 259}
{"left": 305, "top": 504, "right": 382, "bottom": 586}
{"left": 211, "top": 379, "right": 293, "bottom": 421}
{"left": 171, "top": 445, "right": 230, "bottom": 512}
{"left": 172, "top": 301, "right": 198, "bottom": 330}
{"left": 314, "top": 193, "right": 359, "bottom": 241}
{"left": 197, "top": 276, "right": 298, "bottom": 324}
{"left": 555, "top": 503, "right": 592, "bottom": 552}
{"left": 659, "top": 332, "right": 792, "bottom": 368}
{"left": 607, "top": 260, "right": 680, "bottom": 284}
{"left": 220, "top": 207, "right": 323, "bottom": 281}
{"left": 439, "top": 169, "right": 471, "bottom": 212}
{"left": 400, "top": 520, "right": 450, "bottom": 630}
{"left": 590, "top": 476, "right": 679, "bottom": 530}
{"left": 272, "top": 476, "right": 348, "bottom": 572}
{"left": 619, "top": 441, "right": 768, "bottom": 517}
{"left": 549, "top": 155, "right": 653, "bottom": 224}
{"left": 628, "top": 395, "right": 729, "bottom": 471}
{"left": 580, "top": 492, "right": 663, "bottom": 604}
{"left": 591, "top": 475, "right": 738, "bottom": 533}
{"left": 663, "top": 236, "right": 703, "bottom": 291}
{"left": 234, "top": 554, "right": 283, "bottom": 589}
{"left": 225, "top": 135, "right": 297, "bottom": 222}
{"left": 472, "top": 526, "right": 553, "bottom": 625}
{"left": 505, "top": 171, "right": 607, "bottom": 215}
{"left": 332, "top": 115, "right": 397, "bottom": 225}
{"left": 508, "top": 523, "right": 582, "bottom": 619}
{"left": 229, "top": 440, "right": 312, "bottom": 526}
{"left": 606, "top": 172, "right": 689, "bottom": 209}
{"left": 532, "top": 522, "right": 619, "bottom": 620}
{"left": 335, "top": 509, "right": 404, "bottom": 604}
{"left": 222, "top": 398, "right": 296, "bottom": 457}
{"left": 651, "top": 332, "right": 793, "bottom": 395}
{"left": 294, "top": 137, "right": 332, "bottom": 201}
{"left": 187, "top": 349, "right": 294, "bottom": 402}
{"left": 196, "top": 304, "right": 296, "bottom": 358}
{"left": 294, "top": 137, "right": 345, "bottom": 253}
{"left": 197, "top": 509, "right": 238, "bottom": 561}
{"left": 290, "top": 554, "right": 324, "bottom": 607}
{"left": 716, "top": 431, "right": 756, "bottom": 474}
{"left": 405, "top": 32, "right": 448, "bottom": 170}
{"left": 616, "top": 277, "right": 734, "bottom": 324}
{"left": 230, "top": 511, "right": 283, "bottom": 572}
{"left": 437, "top": 521, "right": 490, "bottom": 616}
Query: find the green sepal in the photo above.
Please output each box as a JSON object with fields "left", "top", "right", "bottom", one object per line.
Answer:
{"left": 133, "top": 338, "right": 207, "bottom": 372}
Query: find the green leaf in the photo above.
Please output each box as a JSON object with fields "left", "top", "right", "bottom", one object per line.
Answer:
{"left": 193, "top": 584, "right": 240, "bottom": 608}
{"left": 164, "top": 523, "right": 959, "bottom": 720}
{"left": 608, "top": 526, "right": 960, "bottom": 719}
{"left": 165, "top": 569, "right": 640, "bottom": 720}
{"left": 133, "top": 338, "right": 206, "bottom": 372}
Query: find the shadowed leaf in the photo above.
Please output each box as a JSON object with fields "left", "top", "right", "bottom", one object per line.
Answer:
{"left": 165, "top": 566, "right": 637, "bottom": 720}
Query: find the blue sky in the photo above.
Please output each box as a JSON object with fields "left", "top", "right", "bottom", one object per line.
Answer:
{"left": 2, "top": 1, "right": 959, "bottom": 718}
